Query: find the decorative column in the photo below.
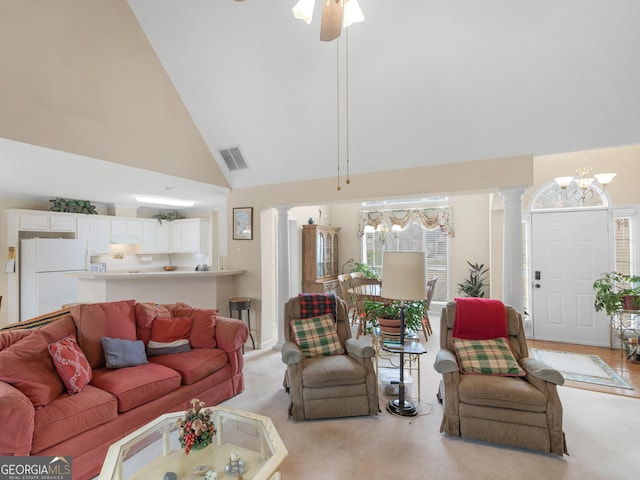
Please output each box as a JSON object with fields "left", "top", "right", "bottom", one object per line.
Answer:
{"left": 499, "top": 187, "right": 526, "bottom": 313}
{"left": 275, "top": 206, "right": 291, "bottom": 350}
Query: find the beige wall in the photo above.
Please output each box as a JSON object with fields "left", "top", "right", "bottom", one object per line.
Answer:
{"left": 0, "top": 0, "right": 228, "bottom": 188}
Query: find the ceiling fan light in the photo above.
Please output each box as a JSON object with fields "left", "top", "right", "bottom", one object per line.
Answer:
{"left": 292, "top": 0, "right": 315, "bottom": 24}
{"left": 343, "top": 0, "right": 364, "bottom": 27}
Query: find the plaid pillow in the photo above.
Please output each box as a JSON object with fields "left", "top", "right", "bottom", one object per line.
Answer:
{"left": 451, "top": 337, "right": 525, "bottom": 376}
{"left": 290, "top": 314, "right": 344, "bottom": 358}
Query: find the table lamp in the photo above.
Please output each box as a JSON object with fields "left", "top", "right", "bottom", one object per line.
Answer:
{"left": 381, "top": 251, "right": 426, "bottom": 416}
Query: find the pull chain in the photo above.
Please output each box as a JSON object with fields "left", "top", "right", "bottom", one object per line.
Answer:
{"left": 336, "top": 36, "right": 341, "bottom": 191}
{"left": 345, "top": 26, "right": 351, "bottom": 185}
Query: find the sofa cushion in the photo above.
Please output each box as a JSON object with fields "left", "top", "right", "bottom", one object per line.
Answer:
{"left": 101, "top": 337, "right": 148, "bottom": 369}
{"left": 301, "top": 355, "right": 366, "bottom": 388}
{"left": 458, "top": 374, "right": 549, "bottom": 412}
{"left": 0, "top": 332, "right": 64, "bottom": 407}
{"left": 291, "top": 314, "right": 344, "bottom": 358}
{"left": 48, "top": 334, "right": 92, "bottom": 394}
{"left": 0, "top": 329, "right": 32, "bottom": 351}
{"left": 36, "top": 314, "right": 77, "bottom": 344}
{"left": 91, "top": 363, "right": 181, "bottom": 413}
{"left": 174, "top": 306, "right": 218, "bottom": 349}
{"left": 32, "top": 384, "right": 118, "bottom": 452}
{"left": 134, "top": 303, "right": 172, "bottom": 345}
{"left": 146, "top": 317, "right": 193, "bottom": 357}
{"left": 148, "top": 348, "right": 228, "bottom": 385}
{"left": 71, "top": 300, "right": 137, "bottom": 368}
{"left": 452, "top": 337, "right": 525, "bottom": 377}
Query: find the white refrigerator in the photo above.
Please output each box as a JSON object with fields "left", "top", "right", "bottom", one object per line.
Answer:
{"left": 20, "top": 238, "right": 88, "bottom": 321}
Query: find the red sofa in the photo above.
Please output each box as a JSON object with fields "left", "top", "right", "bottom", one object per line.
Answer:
{"left": 0, "top": 299, "right": 248, "bottom": 480}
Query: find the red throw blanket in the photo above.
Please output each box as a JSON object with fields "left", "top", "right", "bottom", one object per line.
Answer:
{"left": 453, "top": 298, "right": 508, "bottom": 339}
{"left": 298, "top": 293, "right": 337, "bottom": 320}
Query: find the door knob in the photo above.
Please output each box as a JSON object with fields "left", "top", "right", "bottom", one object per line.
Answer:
{"left": 534, "top": 284, "right": 541, "bottom": 288}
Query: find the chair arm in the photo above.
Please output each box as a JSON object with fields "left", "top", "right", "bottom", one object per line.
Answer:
{"left": 434, "top": 349, "right": 459, "bottom": 374}
{"left": 521, "top": 357, "right": 565, "bottom": 385}
{"left": 281, "top": 341, "right": 302, "bottom": 365}
{"left": 345, "top": 338, "right": 375, "bottom": 358}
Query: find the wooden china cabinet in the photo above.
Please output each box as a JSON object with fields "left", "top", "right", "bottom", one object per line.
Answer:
{"left": 302, "top": 224, "right": 341, "bottom": 296}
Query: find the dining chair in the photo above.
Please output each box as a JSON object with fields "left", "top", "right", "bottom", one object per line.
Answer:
{"left": 420, "top": 277, "right": 438, "bottom": 340}
{"left": 351, "top": 276, "right": 383, "bottom": 338}
{"left": 337, "top": 274, "right": 357, "bottom": 324}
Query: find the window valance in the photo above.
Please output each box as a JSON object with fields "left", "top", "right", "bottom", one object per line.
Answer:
{"left": 358, "top": 207, "right": 455, "bottom": 237}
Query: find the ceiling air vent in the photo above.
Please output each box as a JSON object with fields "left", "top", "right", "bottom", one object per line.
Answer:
{"left": 218, "top": 146, "right": 249, "bottom": 171}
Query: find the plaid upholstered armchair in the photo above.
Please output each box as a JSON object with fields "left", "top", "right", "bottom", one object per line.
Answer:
{"left": 281, "top": 294, "right": 379, "bottom": 420}
{"left": 434, "top": 300, "right": 568, "bottom": 456}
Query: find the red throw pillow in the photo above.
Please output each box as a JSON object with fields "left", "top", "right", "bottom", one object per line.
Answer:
{"left": 48, "top": 334, "right": 92, "bottom": 394}
{"left": 147, "top": 317, "right": 194, "bottom": 357}
{"left": 134, "top": 302, "right": 172, "bottom": 345}
{"left": 174, "top": 308, "right": 217, "bottom": 349}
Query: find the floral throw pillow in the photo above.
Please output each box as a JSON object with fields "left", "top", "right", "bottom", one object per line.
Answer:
{"left": 48, "top": 334, "right": 92, "bottom": 394}
{"left": 290, "top": 314, "right": 344, "bottom": 358}
{"left": 451, "top": 337, "right": 525, "bottom": 376}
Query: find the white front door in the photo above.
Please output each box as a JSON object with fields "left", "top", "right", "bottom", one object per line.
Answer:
{"left": 531, "top": 209, "right": 610, "bottom": 346}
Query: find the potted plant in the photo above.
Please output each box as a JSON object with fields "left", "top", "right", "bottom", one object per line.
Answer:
{"left": 593, "top": 272, "right": 640, "bottom": 315}
{"left": 457, "top": 261, "right": 489, "bottom": 298}
{"left": 363, "top": 299, "right": 425, "bottom": 334}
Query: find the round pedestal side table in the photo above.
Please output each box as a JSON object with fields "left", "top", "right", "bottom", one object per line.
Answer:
{"left": 229, "top": 297, "right": 255, "bottom": 351}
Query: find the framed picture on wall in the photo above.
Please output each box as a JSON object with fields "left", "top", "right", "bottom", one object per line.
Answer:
{"left": 233, "top": 207, "right": 253, "bottom": 240}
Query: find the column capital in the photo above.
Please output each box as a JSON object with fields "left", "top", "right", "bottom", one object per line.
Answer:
{"left": 498, "top": 186, "right": 527, "bottom": 199}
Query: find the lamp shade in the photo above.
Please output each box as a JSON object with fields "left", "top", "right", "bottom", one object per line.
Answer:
{"left": 381, "top": 251, "right": 426, "bottom": 301}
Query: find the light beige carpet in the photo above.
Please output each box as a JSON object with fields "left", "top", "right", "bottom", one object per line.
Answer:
{"left": 221, "top": 336, "right": 640, "bottom": 480}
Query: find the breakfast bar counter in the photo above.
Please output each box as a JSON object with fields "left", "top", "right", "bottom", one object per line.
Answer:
{"left": 70, "top": 268, "right": 246, "bottom": 308}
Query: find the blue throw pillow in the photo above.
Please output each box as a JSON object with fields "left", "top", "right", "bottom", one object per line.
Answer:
{"left": 101, "top": 337, "right": 148, "bottom": 369}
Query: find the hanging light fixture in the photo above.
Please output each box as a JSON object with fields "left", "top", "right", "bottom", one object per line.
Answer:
{"left": 292, "top": 0, "right": 315, "bottom": 24}
{"left": 554, "top": 166, "right": 617, "bottom": 203}
{"left": 292, "top": 0, "right": 364, "bottom": 41}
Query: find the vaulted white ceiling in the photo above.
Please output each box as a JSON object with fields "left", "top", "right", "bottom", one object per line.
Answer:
{"left": 2, "top": 1, "right": 639, "bottom": 208}
{"left": 127, "top": 0, "right": 640, "bottom": 191}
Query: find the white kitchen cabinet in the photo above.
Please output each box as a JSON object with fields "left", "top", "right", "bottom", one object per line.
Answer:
{"left": 138, "top": 220, "right": 157, "bottom": 254}
{"left": 77, "top": 218, "right": 110, "bottom": 255}
{"left": 156, "top": 223, "right": 171, "bottom": 252}
{"left": 110, "top": 219, "right": 143, "bottom": 244}
{"left": 19, "top": 213, "right": 76, "bottom": 232}
{"left": 171, "top": 219, "right": 209, "bottom": 253}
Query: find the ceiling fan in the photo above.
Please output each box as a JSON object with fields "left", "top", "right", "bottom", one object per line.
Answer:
{"left": 292, "top": 0, "right": 364, "bottom": 42}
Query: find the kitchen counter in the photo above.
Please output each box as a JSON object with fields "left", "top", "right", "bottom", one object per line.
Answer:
{"left": 69, "top": 268, "right": 245, "bottom": 279}
{"left": 71, "top": 268, "right": 246, "bottom": 309}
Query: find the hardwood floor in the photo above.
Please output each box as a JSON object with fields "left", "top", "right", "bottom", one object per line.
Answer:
{"left": 527, "top": 338, "right": 640, "bottom": 399}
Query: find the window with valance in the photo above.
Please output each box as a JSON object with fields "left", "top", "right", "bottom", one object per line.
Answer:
{"left": 357, "top": 207, "right": 455, "bottom": 237}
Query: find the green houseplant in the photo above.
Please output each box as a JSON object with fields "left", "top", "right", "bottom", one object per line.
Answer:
{"left": 363, "top": 299, "right": 425, "bottom": 334}
{"left": 457, "top": 261, "right": 489, "bottom": 298}
{"left": 350, "top": 262, "right": 378, "bottom": 279}
{"left": 593, "top": 272, "right": 640, "bottom": 315}
{"left": 49, "top": 197, "right": 97, "bottom": 215}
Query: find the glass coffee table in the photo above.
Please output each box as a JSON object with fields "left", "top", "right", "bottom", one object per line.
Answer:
{"left": 100, "top": 406, "right": 287, "bottom": 480}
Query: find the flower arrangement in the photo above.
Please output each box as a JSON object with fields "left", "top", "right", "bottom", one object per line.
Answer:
{"left": 177, "top": 399, "right": 216, "bottom": 454}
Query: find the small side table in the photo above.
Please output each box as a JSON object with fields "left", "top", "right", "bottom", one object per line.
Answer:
{"left": 229, "top": 297, "right": 255, "bottom": 351}
{"left": 381, "top": 339, "right": 426, "bottom": 416}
